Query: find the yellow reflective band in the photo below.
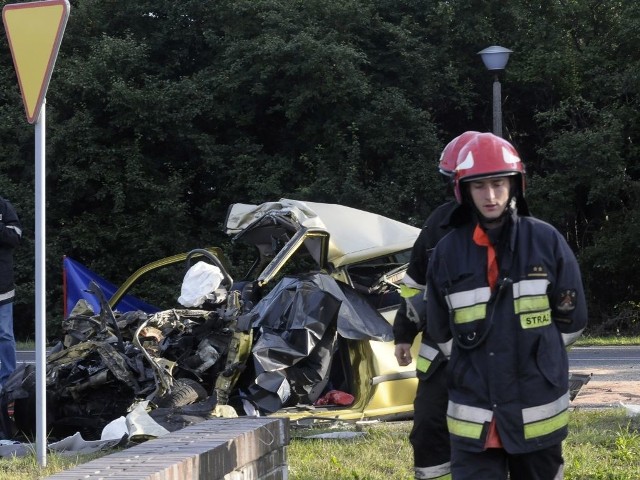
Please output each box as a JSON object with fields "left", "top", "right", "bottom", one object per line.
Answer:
{"left": 453, "top": 304, "right": 487, "bottom": 324}
{"left": 520, "top": 310, "right": 552, "bottom": 329}
{"left": 514, "top": 295, "right": 550, "bottom": 314}
{"left": 400, "top": 284, "right": 421, "bottom": 298}
{"left": 416, "top": 357, "right": 431, "bottom": 373}
{"left": 524, "top": 410, "right": 569, "bottom": 439}
{"left": 447, "top": 416, "right": 484, "bottom": 439}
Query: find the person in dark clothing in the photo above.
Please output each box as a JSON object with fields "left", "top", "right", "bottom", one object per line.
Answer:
{"left": 393, "top": 131, "right": 479, "bottom": 480}
{"left": 426, "top": 133, "right": 587, "bottom": 479}
{"left": 0, "top": 196, "right": 21, "bottom": 387}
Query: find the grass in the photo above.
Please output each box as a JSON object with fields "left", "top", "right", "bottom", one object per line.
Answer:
{"left": 566, "top": 409, "right": 640, "bottom": 479}
{"left": 15, "top": 341, "right": 35, "bottom": 350}
{"left": 286, "top": 409, "right": 640, "bottom": 480}
{"left": 1, "top": 409, "right": 635, "bottom": 479}
{"left": 288, "top": 421, "right": 414, "bottom": 479}
{"left": 0, "top": 450, "right": 106, "bottom": 480}
{"left": 575, "top": 335, "right": 640, "bottom": 346}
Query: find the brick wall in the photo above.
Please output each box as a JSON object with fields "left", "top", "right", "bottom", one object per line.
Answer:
{"left": 45, "top": 417, "right": 290, "bottom": 480}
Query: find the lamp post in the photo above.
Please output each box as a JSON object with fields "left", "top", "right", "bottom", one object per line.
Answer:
{"left": 478, "top": 45, "right": 512, "bottom": 138}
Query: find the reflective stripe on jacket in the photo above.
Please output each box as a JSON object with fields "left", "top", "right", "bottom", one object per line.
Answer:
{"left": 426, "top": 213, "right": 587, "bottom": 454}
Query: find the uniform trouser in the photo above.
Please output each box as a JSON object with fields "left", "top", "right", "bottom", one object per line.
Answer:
{"left": 450, "top": 443, "right": 564, "bottom": 480}
{"left": 410, "top": 363, "right": 451, "bottom": 479}
{"left": 0, "top": 302, "right": 16, "bottom": 386}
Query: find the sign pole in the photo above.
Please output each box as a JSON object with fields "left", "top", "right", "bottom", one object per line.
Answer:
{"left": 2, "top": 0, "right": 70, "bottom": 467}
{"left": 34, "top": 99, "right": 46, "bottom": 466}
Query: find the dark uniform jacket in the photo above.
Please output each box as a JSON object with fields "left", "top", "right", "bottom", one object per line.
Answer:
{"left": 0, "top": 197, "right": 22, "bottom": 306}
{"left": 426, "top": 210, "right": 587, "bottom": 454}
{"left": 393, "top": 200, "right": 458, "bottom": 380}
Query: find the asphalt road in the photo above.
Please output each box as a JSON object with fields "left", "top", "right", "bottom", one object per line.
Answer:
{"left": 568, "top": 345, "right": 640, "bottom": 381}
{"left": 16, "top": 346, "right": 640, "bottom": 409}
{"left": 17, "top": 345, "right": 640, "bottom": 376}
{"left": 16, "top": 349, "right": 40, "bottom": 365}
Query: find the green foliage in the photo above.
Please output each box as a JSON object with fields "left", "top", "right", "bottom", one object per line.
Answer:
{"left": 0, "top": 0, "right": 638, "bottom": 336}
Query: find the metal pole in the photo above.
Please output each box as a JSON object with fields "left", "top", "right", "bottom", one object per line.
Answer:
{"left": 35, "top": 99, "right": 47, "bottom": 467}
{"left": 492, "top": 73, "right": 502, "bottom": 138}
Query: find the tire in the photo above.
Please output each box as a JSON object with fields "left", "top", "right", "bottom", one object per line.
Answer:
{"left": 156, "top": 378, "right": 208, "bottom": 408}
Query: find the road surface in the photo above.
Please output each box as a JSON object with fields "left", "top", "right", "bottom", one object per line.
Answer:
{"left": 568, "top": 346, "right": 640, "bottom": 408}
{"left": 17, "top": 345, "right": 640, "bottom": 408}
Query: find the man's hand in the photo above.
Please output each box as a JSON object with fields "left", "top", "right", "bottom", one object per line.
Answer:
{"left": 394, "top": 343, "right": 413, "bottom": 366}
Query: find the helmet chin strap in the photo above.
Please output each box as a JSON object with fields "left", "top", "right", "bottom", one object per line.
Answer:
{"left": 475, "top": 197, "right": 516, "bottom": 228}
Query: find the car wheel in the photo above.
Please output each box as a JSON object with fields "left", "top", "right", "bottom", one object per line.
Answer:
{"left": 156, "top": 378, "right": 208, "bottom": 408}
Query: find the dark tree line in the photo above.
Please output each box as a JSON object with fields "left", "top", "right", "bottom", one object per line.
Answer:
{"left": 0, "top": 0, "right": 638, "bottom": 339}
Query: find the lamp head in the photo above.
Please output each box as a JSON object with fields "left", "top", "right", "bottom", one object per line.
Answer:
{"left": 478, "top": 46, "right": 513, "bottom": 71}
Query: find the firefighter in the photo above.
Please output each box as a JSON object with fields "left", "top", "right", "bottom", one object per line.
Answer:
{"left": 426, "top": 133, "right": 587, "bottom": 479}
{"left": 393, "top": 131, "right": 479, "bottom": 480}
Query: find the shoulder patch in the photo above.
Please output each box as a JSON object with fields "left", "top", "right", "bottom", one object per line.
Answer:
{"left": 557, "top": 289, "right": 577, "bottom": 313}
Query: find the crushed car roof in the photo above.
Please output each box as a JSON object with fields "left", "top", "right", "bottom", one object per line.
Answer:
{"left": 225, "top": 198, "right": 420, "bottom": 267}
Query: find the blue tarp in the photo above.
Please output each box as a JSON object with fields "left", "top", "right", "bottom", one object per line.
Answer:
{"left": 63, "top": 257, "right": 160, "bottom": 317}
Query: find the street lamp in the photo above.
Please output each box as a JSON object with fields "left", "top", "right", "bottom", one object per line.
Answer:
{"left": 478, "top": 45, "right": 512, "bottom": 138}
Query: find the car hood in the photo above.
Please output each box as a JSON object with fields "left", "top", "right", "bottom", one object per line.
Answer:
{"left": 225, "top": 198, "right": 420, "bottom": 268}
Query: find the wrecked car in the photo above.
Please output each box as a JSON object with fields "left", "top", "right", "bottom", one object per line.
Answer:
{"left": 1, "top": 199, "right": 424, "bottom": 441}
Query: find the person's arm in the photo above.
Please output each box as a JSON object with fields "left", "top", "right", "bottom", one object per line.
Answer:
{"left": 395, "top": 203, "right": 457, "bottom": 365}
{"left": 550, "top": 234, "right": 588, "bottom": 347}
{"left": 393, "top": 224, "right": 431, "bottom": 365}
{"left": 426, "top": 247, "right": 453, "bottom": 359}
{"left": 403, "top": 226, "right": 430, "bottom": 289}
{"left": 0, "top": 199, "right": 22, "bottom": 248}
{"left": 394, "top": 342, "right": 414, "bottom": 366}
{"left": 393, "top": 293, "right": 420, "bottom": 366}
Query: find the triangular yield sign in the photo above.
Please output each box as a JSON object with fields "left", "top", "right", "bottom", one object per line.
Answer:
{"left": 2, "top": 0, "right": 70, "bottom": 124}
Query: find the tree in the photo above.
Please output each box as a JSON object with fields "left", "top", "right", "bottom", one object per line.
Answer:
{"left": 0, "top": 0, "right": 639, "bottom": 336}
